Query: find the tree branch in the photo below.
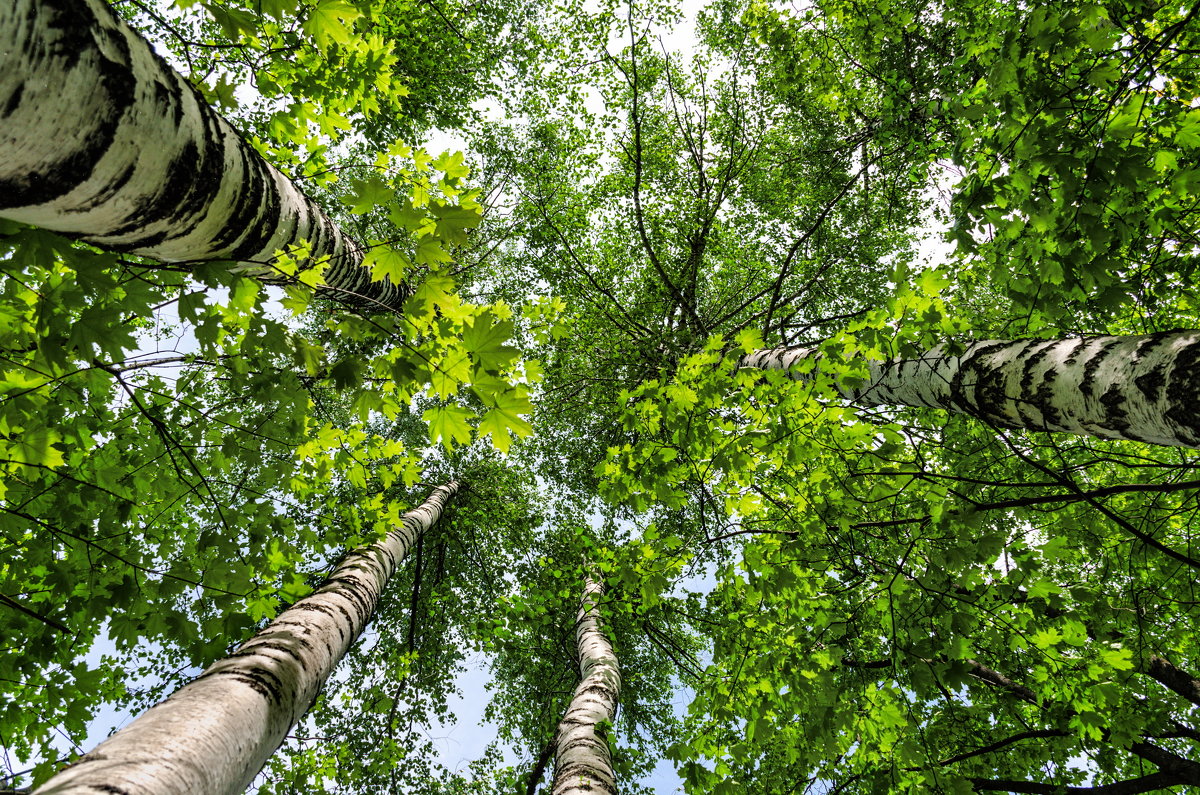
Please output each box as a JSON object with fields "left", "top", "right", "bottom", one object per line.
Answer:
{"left": 1143, "top": 654, "right": 1200, "bottom": 707}
{"left": 970, "top": 771, "right": 1188, "bottom": 794}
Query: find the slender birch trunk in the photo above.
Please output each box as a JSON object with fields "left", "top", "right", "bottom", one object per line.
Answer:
{"left": 0, "top": 0, "right": 407, "bottom": 312}
{"left": 739, "top": 331, "right": 1200, "bottom": 448}
{"left": 551, "top": 574, "right": 620, "bottom": 795}
{"left": 34, "top": 482, "right": 459, "bottom": 795}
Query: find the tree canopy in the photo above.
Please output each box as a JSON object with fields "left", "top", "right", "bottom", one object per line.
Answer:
{"left": 1, "top": 0, "right": 1199, "bottom": 792}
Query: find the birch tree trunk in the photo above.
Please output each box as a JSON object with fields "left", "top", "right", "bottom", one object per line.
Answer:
{"left": 739, "top": 331, "right": 1200, "bottom": 449}
{"left": 551, "top": 574, "right": 620, "bottom": 795}
{"left": 0, "top": 0, "right": 408, "bottom": 312}
{"left": 33, "top": 482, "right": 459, "bottom": 795}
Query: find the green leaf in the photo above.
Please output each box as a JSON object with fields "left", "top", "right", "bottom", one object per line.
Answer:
{"left": 410, "top": 272, "right": 456, "bottom": 316}
{"left": 291, "top": 337, "right": 325, "bottom": 376}
{"left": 415, "top": 236, "right": 453, "bottom": 266}
{"left": 303, "top": 0, "right": 362, "bottom": 48}
{"left": 1175, "top": 112, "right": 1200, "bottom": 148}
{"left": 260, "top": 0, "right": 299, "bottom": 20}
{"left": 430, "top": 347, "right": 471, "bottom": 399}
{"left": 432, "top": 151, "right": 470, "bottom": 180}
{"left": 1099, "top": 647, "right": 1134, "bottom": 671}
{"left": 463, "top": 312, "right": 519, "bottom": 372}
{"left": 8, "top": 427, "right": 65, "bottom": 468}
{"left": 477, "top": 389, "right": 533, "bottom": 453}
{"left": 345, "top": 177, "right": 394, "bottom": 215}
{"left": 422, "top": 405, "right": 473, "bottom": 450}
{"left": 203, "top": 2, "right": 258, "bottom": 38}
{"left": 363, "top": 246, "right": 410, "bottom": 284}
{"left": 430, "top": 201, "right": 481, "bottom": 246}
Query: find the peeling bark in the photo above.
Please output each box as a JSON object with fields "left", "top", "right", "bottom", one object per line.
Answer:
{"left": 551, "top": 574, "right": 620, "bottom": 795}
{"left": 0, "top": 0, "right": 409, "bottom": 312}
{"left": 740, "top": 332, "right": 1200, "bottom": 448}
{"left": 33, "top": 483, "right": 459, "bottom": 795}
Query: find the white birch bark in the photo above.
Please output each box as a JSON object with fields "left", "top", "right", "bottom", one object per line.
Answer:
{"left": 551, "top": 574, "right": 620, "bottom": 795}
{"left": 0, "top": 0, "right": 408, "bottom": 312}
{"left": 33, "top": 482, "right": 459, "bottom": 795}
{"left": 739, "top": 332, "right": 1200, "bottom": 448}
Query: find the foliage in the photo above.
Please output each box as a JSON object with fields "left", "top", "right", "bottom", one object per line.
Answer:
{"left": 3, "top": 0, "right": 1200, "bottom": 792}
{"left": 0, "top": 0, "right": 535, "bottom": 785}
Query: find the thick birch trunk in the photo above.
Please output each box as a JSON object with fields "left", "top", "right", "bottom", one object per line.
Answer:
{"left": 551, "top": 574, "right": 620, "bottom": 795}
{"left": 739, "top": 332, "right": 1200, "bottom": 449}
{"left": 33, "top": 482, "right": 459, "bottom": 795}
{"left": 0, "top": 0, "right": 408, "bottom": 312}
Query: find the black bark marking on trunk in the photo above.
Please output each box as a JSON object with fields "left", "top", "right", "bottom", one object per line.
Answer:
{"left": 947, "top": 342, "right": 1005, "bottom": 417}
{"left": 1033, "top": 365, "right": 1063, "bottom": 428}
{"left": 1134, "top": 331, "right": 1173, "bottom": 359}
{"left": 1078, "top": 338, "right": 1120, "bottom": 400}
{"left": 553, "top": 762, "right": 618, "bottom": 795}
{"left": 290, "top": 601, "right": 336, "bottom": 618}
{"left": 0, "top": 0, "right": 136, "bottom": 209}
{"left": 80, "top": 159, "right": 137, "bottom": 212}
{"left": 151, "top": 77, "right": 171, "bottom": 119}
{"left": 963, "top": 342, "right": 1016, "bottom": 423}
{"left": 313, "top": 589, "right": 363, "bottom": 638}
{"left": 1164, "top": 340, "right": 1200, "bottom": 446}
{"left": 1132, "top": 332, "right": 1172, "bottom": 401}
{"left": 227, "top": 155, "right": 282, "bottom": 261}
{"left": 288, "top": 602, "right": 351, "bottom": 644}
{"left": 322, "top": 576, "right": 377, "bottom": 626}
{"left": 121, "top": 98, "right": 204, "bottom": 239}
{"left": 315, "top": 212, "right": 335, "bottom": 258}
{"left": 1061, "top": 338, "right": 1085, "bottom": 367}
{"left": 374, "top": 540, "right": 399, "bottom": 572}
{"left": 89, "top": 786, "right": 130, "bottom": 795}
{"left": 261, "top": 628, "right": 317, "bottom": 654}
{"left": 275, "top": 194, "right": 301, "bottom": 253}
{"left": 857, "top": 358, "right": 893, "bottom": 404}
{"left": 1134, "top": 368, "right": 1167, "bottom": 402}
{"left": 40, "top": 0, "right": 90, "bottom": 69}
{"left": 155, "top": 76, "right": 184, "bottom": 128}
{"left": 1099, "top": 382, "right": 1137, "bottom": 439}
{"left": 1017, "top": 341, "right": 1048, "bottom": 400}
{"left": 1019, "top": 341, "right": 1059, "bottom": 428}
{"left": 190, "top": 93, "right": 230, "bottom": 233}
{"left": 221, "top": 145, "right": 270, "bottom": 257}
{"left": 576, "top": 682, "right": 618, "bottom": 701}
{"left": 221, "top": 670, "right": 283, "bottom": 704}
{"left": 0, "top": 81, "right": 24, "bottom": 118}
{"left": 216, "top": 659, "right": 293, "bottom": 708}
{"left": 271, "top": 615, "right": 339, "bottom": 659}
{"left": 244, "top": 637, "right": 310, "bottom": 670}
{"left": 18, "top": 0, "right": 39, "bottom": 59}
{"left": 107, "top": 139, "right": 202, "bottom": 249}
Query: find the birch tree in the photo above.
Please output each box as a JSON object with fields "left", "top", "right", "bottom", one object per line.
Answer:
{"left": 0, "top": 0, "right": 417, "bottom": 311}
{"left": 0, "top": 0, "right": 537, "bottom": 778}
{"left": 550, "top": 573, "right": 621, "bottom": 795}
{"left": 33, "top": 483, "right": 458, "bottom": 795}
{"left": 739, "top": 331, "right": 1200, "bottom": 449}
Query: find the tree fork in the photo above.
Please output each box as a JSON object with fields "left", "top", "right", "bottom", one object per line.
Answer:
{"left": 550, "top": 573, "right": 620, "bottom": 795}
{"left": 740, "top": 331, "right": 1200, "bottom": 448}
{"left": 33, "top": 482, "right": 459, "bottom": 795}
{"left": 0, "top": 0, "right": 409, "bottom": 312}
